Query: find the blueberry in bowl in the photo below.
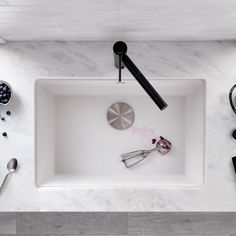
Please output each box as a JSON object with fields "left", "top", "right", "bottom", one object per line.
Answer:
{"left": 0, "top": 81, "right": 12, "bottom": 105}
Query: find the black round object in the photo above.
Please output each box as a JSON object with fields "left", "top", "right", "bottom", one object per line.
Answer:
{"left": 1, "top": 116, "right": 5, "bottom": 121}
{"left": 6, "top": 110, "right": 11, "bottom": 116}
{"left": 113, "top": 41, "right": 128, "bottom": 55}
{"left": 232, "top": 129, "right": 236, "bottom": 140}
{"left": 0, "top": 82, "right": 11, "bottom": 105}
{"left": 2, "top": 132, "right": 7, "bottom": 137}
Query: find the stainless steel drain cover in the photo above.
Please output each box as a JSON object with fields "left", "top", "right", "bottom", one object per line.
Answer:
{"left": 107, "top": 102, "right": 135, "bottom": 130}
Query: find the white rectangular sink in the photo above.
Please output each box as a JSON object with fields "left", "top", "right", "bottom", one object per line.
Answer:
{"left": 35, "top": 78, "right": 205, "bottom": 188}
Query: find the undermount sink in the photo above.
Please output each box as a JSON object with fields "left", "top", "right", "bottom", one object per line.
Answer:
{"left": 35, "top": 78, "right": 205, "bottom": 188}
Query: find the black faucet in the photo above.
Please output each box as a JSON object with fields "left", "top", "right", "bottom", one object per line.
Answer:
{"left": 113, "top": 41, "right": 167, "bottom": 111}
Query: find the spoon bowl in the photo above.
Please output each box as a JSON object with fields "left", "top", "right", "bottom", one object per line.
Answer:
{"left": 7, "top": 158, "right": 18, "bottom": 173}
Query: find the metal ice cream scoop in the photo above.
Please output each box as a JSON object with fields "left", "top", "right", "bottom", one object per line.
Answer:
{"left": 121, "top": 136, "right": 171, "bottom": 168}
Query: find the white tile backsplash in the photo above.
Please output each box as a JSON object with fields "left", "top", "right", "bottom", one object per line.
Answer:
{"left": 0, "top": 0, "right": 236, "bottom": 40}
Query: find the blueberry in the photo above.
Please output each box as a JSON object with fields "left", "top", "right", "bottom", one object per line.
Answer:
{"left": 1, "top": 117, "right": 5, "bottom": 121}
{"left": 2, "top": 132, "right": 7, "bottom": 137}
{"left": 6, "top": 111, "right": 11, "bottom": 116}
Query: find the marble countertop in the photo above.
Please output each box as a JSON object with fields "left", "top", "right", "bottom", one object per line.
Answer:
{"left": 0, "top": 41, "right": 236, "bottom": 211}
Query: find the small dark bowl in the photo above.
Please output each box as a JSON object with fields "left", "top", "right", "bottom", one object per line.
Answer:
{"left": 0, "top": 80, "right": 12, "bottom": 106}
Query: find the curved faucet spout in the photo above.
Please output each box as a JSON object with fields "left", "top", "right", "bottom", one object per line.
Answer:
{"left": 113, "top": 41, "right": 167, "bottom": 111}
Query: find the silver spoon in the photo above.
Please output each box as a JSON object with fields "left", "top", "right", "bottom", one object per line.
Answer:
{"left": 0, "top": 158, "right": 18, "bottom": 193}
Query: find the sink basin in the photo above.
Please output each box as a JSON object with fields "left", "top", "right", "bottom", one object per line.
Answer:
{"left": 35, "top": 78, "right": 205, "bottom": 188}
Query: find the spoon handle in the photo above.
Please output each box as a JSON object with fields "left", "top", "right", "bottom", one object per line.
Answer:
{"left": 0, "top": 173, "right": 10, "bottom": 193}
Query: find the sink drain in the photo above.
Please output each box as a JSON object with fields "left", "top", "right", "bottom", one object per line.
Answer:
{"left": 107, "top": 102, "right": 135, "bottom": 130}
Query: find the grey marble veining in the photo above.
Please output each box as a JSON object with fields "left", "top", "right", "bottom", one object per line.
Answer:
{"left": 0, "top": 42, "right": 236, "bottom": 211}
